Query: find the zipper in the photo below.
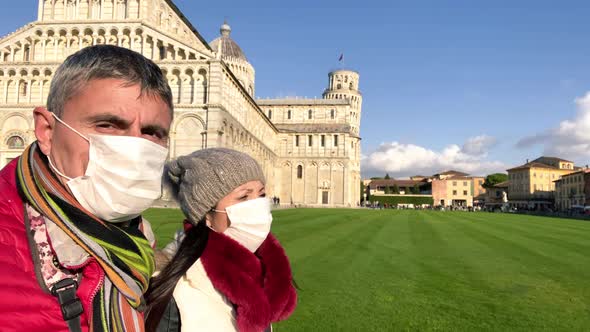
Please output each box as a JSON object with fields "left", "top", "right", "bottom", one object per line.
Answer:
{"left": 85, "top": 264, "right": 105, "bottom": 328}
{"left": 63, "top": 254, "right": 92, "bottom": 271}
{"left": 89, "top": 267, "right": 105, "bottom": 304}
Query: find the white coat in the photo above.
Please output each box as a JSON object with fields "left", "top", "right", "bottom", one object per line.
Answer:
{"left": 173, "top": 259, "right": 238, "bottom": 332}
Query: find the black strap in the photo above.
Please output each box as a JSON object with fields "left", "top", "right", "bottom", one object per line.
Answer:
{"left": 51, "top": 278, "right": 84, "bottom": 332}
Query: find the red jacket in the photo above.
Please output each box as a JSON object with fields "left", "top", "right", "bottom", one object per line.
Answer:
{"left": 0, "top": 158, "right": 102, "bottom": 332}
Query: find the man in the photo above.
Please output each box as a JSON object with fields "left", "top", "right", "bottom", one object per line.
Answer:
{"left": 0, "top": 45, "right": 173, "bottom": 332}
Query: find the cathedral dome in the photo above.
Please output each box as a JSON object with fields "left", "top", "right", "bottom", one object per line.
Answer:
{"left": 209, "top": 22, "right": 247, "bottom": 61}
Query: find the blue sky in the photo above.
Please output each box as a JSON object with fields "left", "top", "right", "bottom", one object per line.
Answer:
{"left": 3, "top": 0, "right": 590, "bottom": 178}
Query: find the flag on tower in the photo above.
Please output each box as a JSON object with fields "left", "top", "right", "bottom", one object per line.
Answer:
{"left": 338, "top": 53, "right": 344, "bottom": 62}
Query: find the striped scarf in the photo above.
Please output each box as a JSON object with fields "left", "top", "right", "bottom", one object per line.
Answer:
{"left": 17, "top": 142, "right": 155, "bottom": 332}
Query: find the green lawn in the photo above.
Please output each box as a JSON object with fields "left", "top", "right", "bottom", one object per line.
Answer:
{"left": 143, "top": 208, "right": 590, "bottom": 331}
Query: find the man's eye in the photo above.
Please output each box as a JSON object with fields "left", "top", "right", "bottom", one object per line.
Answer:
{"left": 97, "top": 123, "right": 115, "bottom": 129}
{"left": 260, "top": 193, "right": 266, "bottom": 198}
{"left": 143, "top": 129, "right": 165, "bottom": 139}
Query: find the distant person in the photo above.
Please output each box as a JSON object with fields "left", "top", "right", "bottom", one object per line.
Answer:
{"left": 145, "top": 148, "right": 297, "bottom": 332}
{"left": 0, "top": 45, "right": 173, "bottom": 331}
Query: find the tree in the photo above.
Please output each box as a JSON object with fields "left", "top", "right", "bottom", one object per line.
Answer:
{"left": 384, "top": 173, "right": 391, "bottom": 179}
{"left": 393, "top": 184, "right": 400, "bottom": 194}
{"left": 370, "top": 177, "right": 383, "bottom": 180}
{"left": 412, "top": 184, "right": 421, "bottom": 194}
{"left": 483, "top": 173, "right": 508, "bottom": 188}
{"left": 384, "top": 186, "right": 391, "bottom": 194}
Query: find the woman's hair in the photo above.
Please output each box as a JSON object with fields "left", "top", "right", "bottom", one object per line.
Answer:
{"left": 144, "top": 221, "right": 210, "bottom": 332}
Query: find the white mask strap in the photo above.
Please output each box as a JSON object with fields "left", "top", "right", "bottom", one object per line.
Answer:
{"left": 51, "top": 113, "right": 90, "bottom": 142}
{"left": 212, "top": 209, "right": 227, "bottom": 214}
{"left": 47, "top": 156, "right": 73, "bottom": 181}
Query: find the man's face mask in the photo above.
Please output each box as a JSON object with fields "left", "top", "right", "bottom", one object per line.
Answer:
{"left": 214, "top": 197, "right": 273, "bottom": 252}
{"left": 48, "top": 113, "right": 169, "bottom": 222}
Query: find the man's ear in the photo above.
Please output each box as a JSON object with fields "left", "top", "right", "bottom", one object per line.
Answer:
{"left": 33, "top": 107, "right": 54, "bottom": 156}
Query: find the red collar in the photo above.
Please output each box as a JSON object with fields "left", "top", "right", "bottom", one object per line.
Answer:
{"left": 200, "top": 231, "right": 297, "bottom": 332}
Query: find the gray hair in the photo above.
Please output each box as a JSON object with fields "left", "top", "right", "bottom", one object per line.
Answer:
{"left": 47, "top": 45, "right": 173, "bottom": 117}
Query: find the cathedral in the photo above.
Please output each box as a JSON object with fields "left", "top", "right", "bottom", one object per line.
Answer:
{"left": 0, "top": 0, "right": 363, "bottom": 207}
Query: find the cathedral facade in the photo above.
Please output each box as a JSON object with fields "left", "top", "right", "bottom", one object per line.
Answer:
{"left": 0, "top": 0, "right": 363, "bottom": 207}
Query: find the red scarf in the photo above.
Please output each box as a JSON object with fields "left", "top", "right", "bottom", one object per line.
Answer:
{"left": 199, "top": 230, "right": 297, "bottom": 332}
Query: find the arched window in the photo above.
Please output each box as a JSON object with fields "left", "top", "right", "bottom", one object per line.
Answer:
{"left": 330, "top": 109, "right": 335, "bottom": 119}
{"left": 287, "top": 110, "right": 291, "bottom": 119}
{"left": 337, "top": 83, "right": 342, "bottom": 89}
{"left": 268, "top": 110, "right": 272, "bottom": 119}
{"left": 297, "top": 165, "right": 303, "bottom": 179}
{"left": 308, "top": 109, "right": 313, "bottom": 120}
{"left": 19, "top": 82, "right": 28, "bottom": 97}
{"left": 7, "top": 135, "right": 24, "bottom": 149}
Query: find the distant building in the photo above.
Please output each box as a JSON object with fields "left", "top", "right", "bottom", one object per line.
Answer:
{"left": 507, "top": 156, "right": 578, "bottom": 210}
{"left": 483, "top": 180, "right": 510, "bottom": 209}
{"left": 366, "top": 170, "right": 485, "bottom": 208}
{"left": 554, "top": 169, "right": 590, "bottom": 211}
{"left": 430, "top": 171, "right": 485, "bottom": 208}
{"left": 368, "top": 179, "right": 429, "bottom": 195}
{"left": 432, "top": 170, "right": 469, "bottom": 179}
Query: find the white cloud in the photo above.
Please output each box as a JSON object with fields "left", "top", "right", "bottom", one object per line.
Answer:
{"left": 462, "top": 135, "right": 497, "bottom": 156}
{"left": 517, "top": 91, "right": 590, "bottom": 159}
{"left": 362, "top": 136, "right": 506, "bottom": 178}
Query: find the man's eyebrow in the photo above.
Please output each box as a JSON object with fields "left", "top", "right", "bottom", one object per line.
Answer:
{"left": 86, "top": 114, "right": 169, "bottom": 137}
{"left": 142, "top": 124, "right": 169, "bottom": 137}
{"left": 86, "top": 114, "right": 130, "bottom": 127}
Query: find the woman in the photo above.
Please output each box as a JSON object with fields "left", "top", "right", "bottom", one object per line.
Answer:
{"left": 145, "top": 148, "right": 297, "bottom": 332}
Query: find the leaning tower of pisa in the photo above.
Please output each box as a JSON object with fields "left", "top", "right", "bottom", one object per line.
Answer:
{"left": 323, "top": 69, "right": 363, "bottom": 136}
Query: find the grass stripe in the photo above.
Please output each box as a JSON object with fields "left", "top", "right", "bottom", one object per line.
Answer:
{"left": 144, "top": 208, "right": 590, "bottom": 331}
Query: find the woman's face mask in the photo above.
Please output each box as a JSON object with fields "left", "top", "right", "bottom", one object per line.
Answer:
{"left": 213, "top": 197, "right": 273, "bottom": 252}
{"left": 208, "top": 181, "right": 272, "bottom": 252}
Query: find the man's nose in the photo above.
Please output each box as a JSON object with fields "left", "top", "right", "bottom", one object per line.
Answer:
{"left": 127, "top": 124, "right": 142, "bottom": 137}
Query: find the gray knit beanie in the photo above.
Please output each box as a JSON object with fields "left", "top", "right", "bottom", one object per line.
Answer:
{"left": 166, "top": 148, "right": 266, "bottom": 225}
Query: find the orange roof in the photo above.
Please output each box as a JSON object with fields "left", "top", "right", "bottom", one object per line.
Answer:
{"left": 435, "top": 170, "right": 469, "bottom": 176}
{"left": 507, "top": 162, "right": 558, "bottom": 171}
